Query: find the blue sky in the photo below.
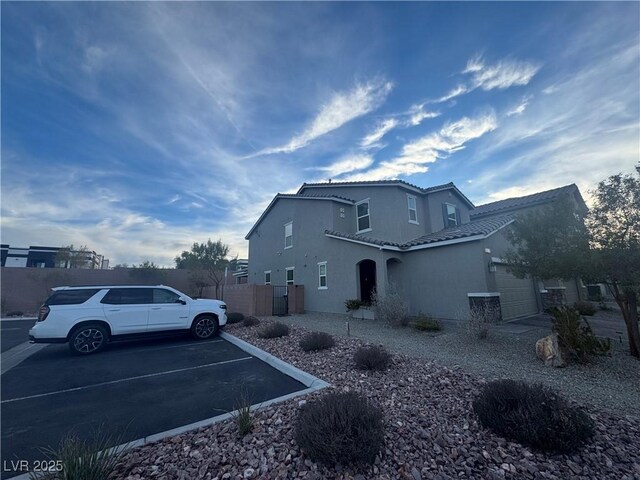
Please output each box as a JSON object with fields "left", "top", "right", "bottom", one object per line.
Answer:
{"left": 2, "top": 2, "right": 638, "bottom": 266}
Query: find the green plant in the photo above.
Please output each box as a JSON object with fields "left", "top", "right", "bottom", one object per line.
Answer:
{"left": 29, "top": 424, "right": 129, "bottom": 480}
{"left": 294, "top": 392, "right": 384, "bottom": 465}
{"left": 413, "top": 313, "right": 442, "bottom": 331}
{"left": 551, "top": 307, "right": 611, "bottom": 363}
{"left": 242, "top": 316, "right": 260, "bottom": 327}
{"left": 300, "top": 331, "right": 335, "bottom": 352}
{"left": 226, "top": 312, "right": 245, "bottom": 324}
{"left": 574, "top": 301, "right": 597, "bottom": 316}
{"left": 353, "top": 345, "right": 392, "bottom": 371}
{"left": 258, "top": 322, "right": 290, "bottom": 338}
{"left": 371, "top": 283, "right": 409, "bottom": 328}
{"left": 231, "top": 388, "right": 254, "bottom": 437}
{"left": 345, "top": 299, "right": 363, "bottom": 311}
{"left": 473, "top": 379, "right": 594, "bottom": 452}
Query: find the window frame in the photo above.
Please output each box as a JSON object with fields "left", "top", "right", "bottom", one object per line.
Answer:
{"left": 285, "top": 267, "right": 295, "bottom": 286}
{"left": 100, "top": 288, "right": 153, "bottom": 305}
{"left": 284, "top": 222, "right": 293, "bottom": 249}
{"left": 152, "top": 288, "right": 181, "bottom": 304}
{"left": 318, "top": 261, "right": 327, "bottom": 290}
{"left": 444, "top": 202, "right": 459, "bottom": 228}
{"left": 355, "top": 199, "right": 372, "bottom": 234}
{"left": 264, "top": 270, "right": 271, "bottom": 285}
{"left": 407, "top": 194, "right": 418, "bottom": 224}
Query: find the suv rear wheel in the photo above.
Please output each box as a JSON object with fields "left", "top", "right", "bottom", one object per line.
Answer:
{"left": 191, "top": 315, "right": 219, "bottom": 340}
{"left": 69, "top": 324, "right": 108, "bottom": 355}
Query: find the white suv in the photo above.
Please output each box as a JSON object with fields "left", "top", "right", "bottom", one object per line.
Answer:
{"left": 29, "top": 285, "right": 227, "bottom": 355}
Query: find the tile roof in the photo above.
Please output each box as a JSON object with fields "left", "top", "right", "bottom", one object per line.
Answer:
{"left": 325, "top": 215, "right": 514, "bottom": 250}
{"left": 277, "top": 193, "right": 355, "bottom": 203}
{"left": 471, "top": 184, "right": 582, "bottom": 218}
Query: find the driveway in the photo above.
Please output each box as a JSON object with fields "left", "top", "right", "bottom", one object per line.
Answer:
{"left": 1, "top": 334, "right": 306, "bottom": 479}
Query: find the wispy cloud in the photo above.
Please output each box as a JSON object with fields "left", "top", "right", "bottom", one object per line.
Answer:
{"left": 344, "top": 112, "right": 498, "bottom": 181}
{"left": 255, "top": 79, "right": 393, "bottom": 156}
{"left": 314, "top": 154, "right": 374, "bottom": 178}
{"left": 506, "top": 95, "right": 533, "bottom": 117}
{"left": 434, "top": 84, "right": 469, "bottom": 103}
{"left": 360, "top": 118, "right": 399, "bottom": 147}
{"left": 408, "top": 103, "right": 441, "bottom": 126}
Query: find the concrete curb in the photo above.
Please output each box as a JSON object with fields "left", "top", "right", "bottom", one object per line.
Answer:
{"left": 8, "top": 333, "right": 330, "bottom": 480}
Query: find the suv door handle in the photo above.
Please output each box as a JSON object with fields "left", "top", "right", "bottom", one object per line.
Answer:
{"left": 151, "top": 307, "right": 161, "bottom": 310}
{"left": 108, "top": 308, "right": 121, "bottom": 312}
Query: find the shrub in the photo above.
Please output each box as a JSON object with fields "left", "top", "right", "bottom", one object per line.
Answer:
{"left": 6, "top": 311, "right": 24, "bottom": 317}
{"left": 30, "top": 425, "right": 128, "bottom": 480}
{"left": 473, "top": 379, "right": 594, "bottom": 452}
{"left": 574, "top": 301, "right": 597, "bottom": 316}
{"left": 551, "top": 307, "right": 611, "bottom": 363}
{"left": 467, "top": 303, "right": 500, "bottom": 339}
{"left": 242, "top": 316, "right": 260, "bottom": 327}
{"left": 226, "top": 312, "right": 245, "bottom": 324}
{"left": 300, "top": 331, "right": 335, "bottom": 352}
{"left": 345, "top": 299, "right": 363, "bottom": 311}
{"left": 372, "top": 283, "right": 409, "bottom": 328}
{"left": 258, "top": 322, "right": 290, "bottom": 338}
{"left": 413, "top": 313, "right": 442, "bottom": 331}
{"left": 231, "top": 388, "right": 253, "bottom": 437}
{"left": 353, "top": 345, "right": 392, "bottom": 371}
{"left": 295, "top": 392, "right": 384, "bottom": 465}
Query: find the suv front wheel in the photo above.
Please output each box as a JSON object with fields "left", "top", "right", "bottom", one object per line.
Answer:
{"left": 191, "top": 315, "right": 219, "bottom": 340}
{"left": 69, "top": 324, "right": 108, "bottom": 355}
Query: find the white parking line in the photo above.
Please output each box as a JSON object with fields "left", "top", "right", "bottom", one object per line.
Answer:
{"left": 104, "top": 338, "right": 225, "bottom": 356}
{"left": 1, "top": 356, "right": 253, "bottom": 404}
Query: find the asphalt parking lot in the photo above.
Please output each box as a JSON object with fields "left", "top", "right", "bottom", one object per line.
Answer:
{"left": 1, "top": 319, "right": 35, "bottom": 353}
{"left": 1, "top": 334, "right": 306, "bottom": 479}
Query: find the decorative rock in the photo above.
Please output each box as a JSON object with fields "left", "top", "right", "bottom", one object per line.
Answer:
{"left": 411, "top": 466, "right": 422, "bottom": 480}
{"left": 535, "top": 333, "right": 567, "bottom": 367}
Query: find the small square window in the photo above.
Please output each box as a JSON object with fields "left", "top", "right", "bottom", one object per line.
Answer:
{"left": 286, "top": 267, "right": 294, "bottom": 285}
{"left": 356, "top": 200, "right": 371, "bottom": 232}
{"left": 264, "top": 271, "right": 271, "bottom": 285}
{"left": 444, "top": 203, "right": 459, "bottom": 228}
{"left": 407, "top": 195, "right": 418, "bottom": 224}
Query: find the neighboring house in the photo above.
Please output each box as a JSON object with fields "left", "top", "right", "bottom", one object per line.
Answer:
{"left": 0, "top": 245, "right": 109, "bottom": 269}
{"left": 245, "top": 180, "right": 587, "bottom": 320}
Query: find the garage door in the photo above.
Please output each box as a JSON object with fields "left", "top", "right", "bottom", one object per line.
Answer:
{"left": 495, "top": 265, "right": 538, "bottom": 320}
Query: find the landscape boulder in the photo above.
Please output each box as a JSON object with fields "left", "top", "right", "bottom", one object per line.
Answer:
{"left": 535, "top": 333, "right": 567, "bottom": 367}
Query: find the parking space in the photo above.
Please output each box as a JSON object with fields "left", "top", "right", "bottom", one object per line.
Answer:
{"left": 1, "top": 335, "right": 306, "bottom": 479}
{"left": 0, "top": 319, "right": 35, "bottom": 353}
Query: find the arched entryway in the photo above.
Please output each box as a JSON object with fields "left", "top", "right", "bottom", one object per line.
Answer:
{"left": 357, "top": 259, "right": 377, "bottom": 305}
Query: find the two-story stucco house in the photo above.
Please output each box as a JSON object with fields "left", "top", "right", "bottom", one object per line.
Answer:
{"left": 245, "top": 180, "right": 587, "bottom": 320}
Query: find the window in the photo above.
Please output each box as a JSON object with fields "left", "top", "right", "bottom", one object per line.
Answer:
{"left": 407, "top": 195, "right": 418, "bottom": 224}
{"left": 356, "top": 199, "right": 371, "bottom": 233}
{"left": 284, "top": 222, "right": 293, "bottom": 249}
{"left": 318, "top": 262, "right": 327, "bottom": 289}
{"left": 265, "top": 270, "right": 271, "bottom": 285}
{"left": 101, "top": 288, "right": 152, "bottom": 305}
{"left": 153, "top": 288, "right": 181, "bottom": 304}
{"left": 443, "top": 203, "right": 459, "bottom": 228}
{"left": 286, "top": 267, "right": 294, "bottom": 285}
{"left": 45, "top": 289, "right": 100, "bottom": 306}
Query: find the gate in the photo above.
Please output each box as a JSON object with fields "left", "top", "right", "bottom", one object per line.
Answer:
{"left": 272, "top": 285, "right": 289, "bottom": 316}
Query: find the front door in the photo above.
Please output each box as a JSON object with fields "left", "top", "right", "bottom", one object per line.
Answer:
{"left": 100, "top": 288, "right": 152, "bottom": 335}
{"left": 359, "top": 260, "right": 377, "bottom": 305}
{"left": 148, "top": 288, "right": 190, "bottom": 331}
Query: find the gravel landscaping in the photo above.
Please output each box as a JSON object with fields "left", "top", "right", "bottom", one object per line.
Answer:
{"left": 114, "top": 321, "right": 640, "bottom": 480}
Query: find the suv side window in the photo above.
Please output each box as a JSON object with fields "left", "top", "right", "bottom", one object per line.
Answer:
{"left": 153, "top": 288, "right": 181, "bottom": 304}
{"left": 45, "top": 289, "right": 100, "bottom": 306}
{"left": 101, "top": 288, "right": 152, "bottom": 305}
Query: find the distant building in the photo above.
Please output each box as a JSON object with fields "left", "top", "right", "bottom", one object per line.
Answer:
{"left": 0, "top": 244, "right": 109, "bottom": 269}
{"left": 229, "top": 258, "right": 249, "bottom": 284}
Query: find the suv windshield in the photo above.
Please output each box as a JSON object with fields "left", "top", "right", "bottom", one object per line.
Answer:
{"left": 45, "top": 289, "right": 101, "bottom": 306}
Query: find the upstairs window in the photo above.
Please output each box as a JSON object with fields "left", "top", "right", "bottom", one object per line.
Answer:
{"left": 265, "top": 271, "right": 271, "bottom": 285}
{"left": 407, "top": 195, "right": 418, "bottom": 224}
{"left": 286, "top": 267, "right": 295, "bottom": 285}
{"left": 356, "top": 199, "right": 371, "bottom": 233}
{"left": 284, "top": 222, "right": 293, "bottom": 249}
{"left": 443, "top": 203, "right": 459, "bottom": 228}
{"left": 318, "top": 262, "right": 327, "bottom": 289}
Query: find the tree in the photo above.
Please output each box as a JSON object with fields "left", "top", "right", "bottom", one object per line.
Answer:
{"left": 175, "top": 239, "right": 230, "bottom": 299}
{"left": 54, "top": 245, "right": 91, "bottom": 269}
{"left": 504, "top": 195, "right": 591, "bottom": 280}
{"left": 586, "top": 173, "right": 640, "bottom": 358}
{"left": 129, "top": 260, "right": 165, "bottom": 282}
